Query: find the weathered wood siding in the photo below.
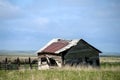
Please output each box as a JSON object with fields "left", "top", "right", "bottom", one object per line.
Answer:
{"left": 64, "top": 40, "right": 100, "bottom": 66}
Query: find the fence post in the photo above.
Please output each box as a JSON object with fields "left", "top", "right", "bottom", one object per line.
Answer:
{"left": 17, "top": 57, "right": 20, "bottom": 69}
{"left": 29, "top": 57, "right": 32, "bottom": 69}
{"left": 5, "top": 57, "right": 8, "bottom": 70}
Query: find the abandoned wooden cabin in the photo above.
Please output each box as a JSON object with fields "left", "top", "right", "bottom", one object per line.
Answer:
{"left": 37, "top": 38, "right": 102, "bottom": 70}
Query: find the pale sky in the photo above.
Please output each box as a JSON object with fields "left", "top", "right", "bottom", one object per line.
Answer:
{"left": 0, "top": 0, "right": 120, "bottom": 54}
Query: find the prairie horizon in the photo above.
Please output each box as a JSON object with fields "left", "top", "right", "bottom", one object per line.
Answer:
{"left": 0, "top": 50, "right": 120, "bottom": 56}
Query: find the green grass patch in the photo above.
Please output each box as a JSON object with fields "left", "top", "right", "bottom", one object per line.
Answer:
{"left": 0, "top": 69, "right": 120, "bottom": 80}
{"left": 101, "top": 62, "right": 120, "bottom": 67}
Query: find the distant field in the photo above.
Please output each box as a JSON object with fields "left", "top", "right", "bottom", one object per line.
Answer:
{"left": 100, "top": 56, "right": 120, "bottom": 62}
{"left": 0, "top": 56, "right": 120, "bottom": 80}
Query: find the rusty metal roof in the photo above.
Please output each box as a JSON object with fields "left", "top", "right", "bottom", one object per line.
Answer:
{"left": 37, "top": 38, "right": 79, "bottom": 54}
{"left": 42, "top": 40, "right": 69, "bottom": 53}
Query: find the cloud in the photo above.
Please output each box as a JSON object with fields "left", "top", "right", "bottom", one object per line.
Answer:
{"left": 0, "top": 0, "right": 22, "bottom": 20}
{"left": 33, "top": 17, "right": 50, "bottom": 25}
{"left": 0, "top": 0, "right": 120, "bottom": 52}
{"left": 0, "top": 16, "right": 50, "bottom": 33}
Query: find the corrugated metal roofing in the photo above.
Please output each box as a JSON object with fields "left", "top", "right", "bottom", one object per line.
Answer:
{"left": 42, "top": 40, "right": 69, "bottom": 53}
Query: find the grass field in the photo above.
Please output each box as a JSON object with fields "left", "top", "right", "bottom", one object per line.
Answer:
{"left": 0, "top": 56, "right": 120, "bottom": 80}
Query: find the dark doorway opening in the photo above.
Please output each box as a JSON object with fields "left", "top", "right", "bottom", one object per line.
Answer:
{"left": 49, "top": 58, "right": 57, "bottom": 66}
{"left": 41, "top": 57, "right": 48, "bottom": 64}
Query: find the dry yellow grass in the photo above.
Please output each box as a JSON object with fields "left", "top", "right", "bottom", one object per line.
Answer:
{"left": 100, "top": 56, "right": 120, "bottom": 62}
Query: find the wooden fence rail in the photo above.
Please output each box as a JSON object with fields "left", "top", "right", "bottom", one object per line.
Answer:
{"left": 0, "top": 57, "right": 38, "bottom": 70}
